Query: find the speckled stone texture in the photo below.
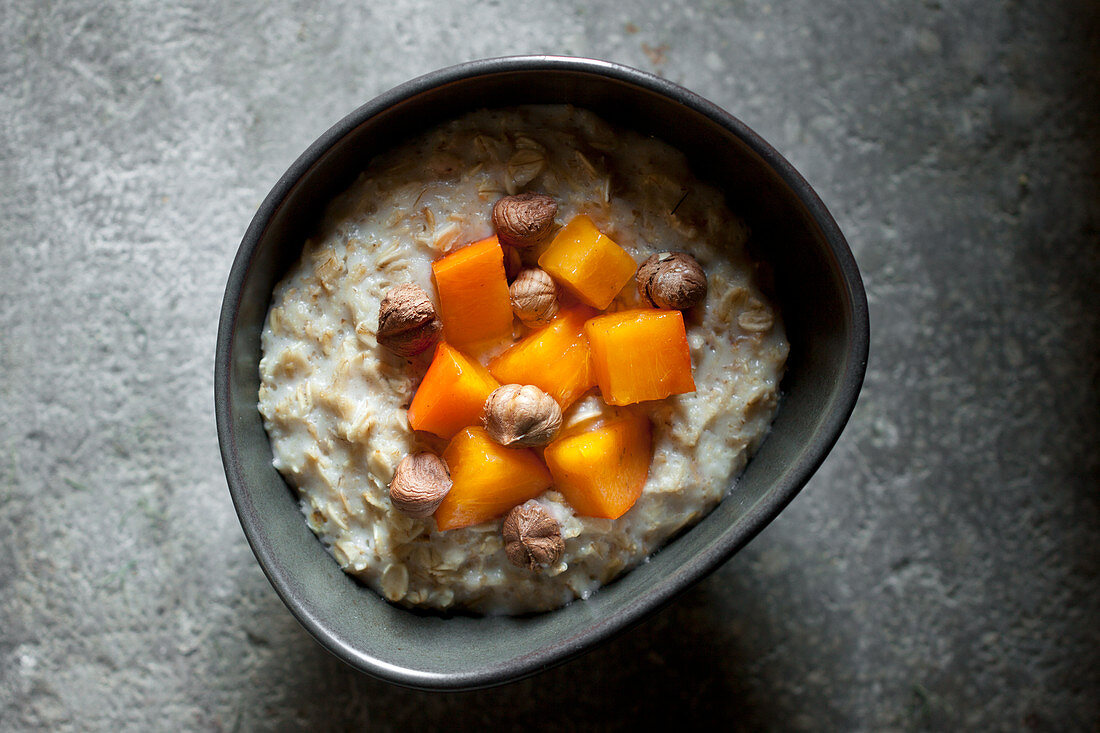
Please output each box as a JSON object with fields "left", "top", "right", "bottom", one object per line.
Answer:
{"left": 1, "top": 0, "right": 1097, "bottom": 729}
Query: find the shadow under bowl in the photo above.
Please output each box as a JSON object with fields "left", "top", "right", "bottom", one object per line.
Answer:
{"left": 215, "top": 55, "right": 869, "bottom": 691}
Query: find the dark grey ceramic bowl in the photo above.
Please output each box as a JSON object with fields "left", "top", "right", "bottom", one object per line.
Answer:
{"left": 215, "top": 55, "right": 868, "bottom": 690}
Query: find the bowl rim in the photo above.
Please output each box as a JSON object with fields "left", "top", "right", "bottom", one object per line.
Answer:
{"left": 215, "top": 54, "right": 870, "bottom": 690}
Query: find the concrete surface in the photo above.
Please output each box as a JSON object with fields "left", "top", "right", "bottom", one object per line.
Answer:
{"left": 2, "top": 0, "right": 1098, "bottom": 730}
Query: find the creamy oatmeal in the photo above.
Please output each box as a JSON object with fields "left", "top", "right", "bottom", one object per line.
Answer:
{"left": 258, "top": 106, "right": 788, "bottom": 614}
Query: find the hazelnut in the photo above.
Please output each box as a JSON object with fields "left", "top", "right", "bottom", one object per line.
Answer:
{"left": 376, "top": 284, "right": 442, "bottom": 357}
{"left": 388, "top": 453, "right": 452, "bottom": 518}
{"left": 636, "top": 252, "right": 708, "bottom": 310}
{"left": 491, "top": 193, "right": 557, "bottom": 248}
{"left": 502, "top": 501, "right": 564, "bottom": 570}
{"left": 509, "top": 268, "right": 559, "bottom": 327}
{"left": 482, "top": 384, "right": 562, "bottom": 447}
{"left": 502, "top": 244, "right": 523, "bottom": 283}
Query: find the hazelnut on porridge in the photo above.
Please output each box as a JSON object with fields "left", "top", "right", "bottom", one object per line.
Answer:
{"left": 258, "top": 106, "right": 788, "bottom": 614}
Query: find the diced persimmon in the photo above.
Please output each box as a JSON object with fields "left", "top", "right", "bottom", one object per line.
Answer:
{"left": 584, "top": 309, "right": 696, "bottom": 405}
{"left": 487, "top": 305, "right": 598, "bottom": 410}
{"left": 407, "top": 342, "right": 500, "bottom": 439}
{"left": 543, "top": 410, "right": 652, "bottom": 519}
{"left": 435, "top": 427, "right": 554, "bottom": 530}
{"left": 537, "top": 215, "right": 637, "bottom": 309}
{"left": 432, "top": 235, "right": 513, "bottom": 350}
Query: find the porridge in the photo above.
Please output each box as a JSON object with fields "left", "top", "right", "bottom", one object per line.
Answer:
{"left": 258, "top": 106, "right": 788, "bottom": 614}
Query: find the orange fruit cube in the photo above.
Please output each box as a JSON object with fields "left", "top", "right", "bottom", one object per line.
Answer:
{"left": 537, "top": 215, "right": 637, "bottom": 309}
{"left": 432, "top": 235, "right": 514, "bottom": 350}
{"left": 435, "top": 427, "right": 554, "bottom": 530}
{"left": 407, "top": 342, "right": 500, "bottom": 439}
{"left": 584, "top": 309, "right": 696, "bottom": 405}
{"left": 488, "top": 305, "right": 598, "bottom": 410}
{"left": 543, "top": 410, "right": 652, "bottom": 519}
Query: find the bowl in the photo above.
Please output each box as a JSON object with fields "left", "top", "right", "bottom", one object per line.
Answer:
{"left": 215, "top": 55, "right": 869, "bottom": 690}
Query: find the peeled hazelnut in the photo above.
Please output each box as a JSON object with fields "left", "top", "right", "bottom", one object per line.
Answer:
{"left": 482, "top": 384, "right": 562, "bottom": 447}
{"left": 377, "top": 284, "right": 442, "bottom": 357}
{"left": 636, "top": 252, "right": 708, "bottom": 310}
{"left": 388, "top": 453, "right": 452, "bottom": 518}
{"left": 491, "top": 193, "right": 557, "bottom": 248}
{"left": 509, "top": 268, "right": 559, "bottom": 327}
{"left": 502, "top": 500, "right": 564, "bottom": 570}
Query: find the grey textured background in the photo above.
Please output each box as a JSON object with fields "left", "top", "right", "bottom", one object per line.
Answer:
{"left": 2, "top": 0, "right": 1098, "bottom": 730}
